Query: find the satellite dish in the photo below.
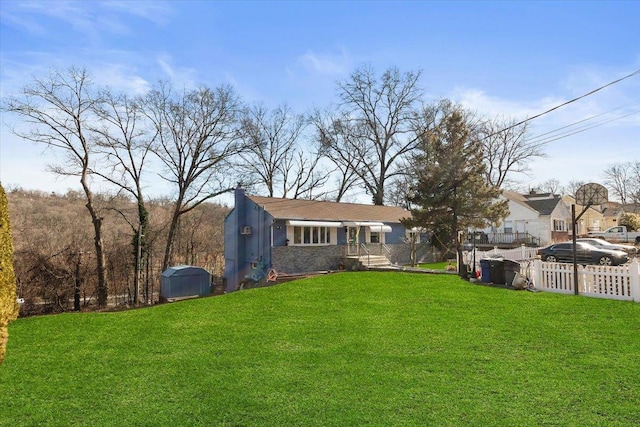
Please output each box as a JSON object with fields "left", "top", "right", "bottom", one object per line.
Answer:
{"left": 575, "top": 183, "right": 608, "bottom": 206}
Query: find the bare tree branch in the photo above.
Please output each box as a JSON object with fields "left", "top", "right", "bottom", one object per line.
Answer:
{"left": 478, "top": 117, "right": 544, "bottom": 189}
{"left": 141, "top": 81, "right": 245, "bottom": 270}
{"left": 3, "top": 67, "right": 109, "bottom": 306}
{"left": 604, "top": 162, "right": 632, "bottom": 204}
{"left": 313, "top": 66, "right": 425, "bottom": 205}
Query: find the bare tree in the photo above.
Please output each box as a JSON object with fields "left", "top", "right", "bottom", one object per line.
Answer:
{"left": 314, "top": 66, "right": 425, "bottom": 205}
{"left": 383, "top": 173, "right": 413, "bottom": 208}
{"left": 383, "top": 99, "right": 462, "bottom": 207}
{"left": 479, "top": 117, "right": 544, "bottom": 189}
{"left": 566, "top": 180, "right": 586, "bottom": 198}
{"left": 238, "top": 104, "right": 329, "bottom": 198}
{"left": 630, "top": 161, "right": 640, "bottom": 204}
{"left": 283, "top": 150, "right": 330, "bottom": 199}
{"left": 4, "top": 68, "right": 109, "bottom": 307}
{"left": 90, "top": 89, "right": 154, "bottom": 305}
{"left": 604, "top": 162, "right": 632, "bottom": 203}
{"left": 310, "top": 109, "right": 364, "bottom": 202}
{"left": 538, "top": 179, "right": 562, "bottom": 195}
{"left": 142, "top": 82, "right": 244, "bottom": 271}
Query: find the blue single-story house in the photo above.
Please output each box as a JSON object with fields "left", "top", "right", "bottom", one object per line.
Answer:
{"left": 224, "top": 187, "right": 422, "bottom": 292}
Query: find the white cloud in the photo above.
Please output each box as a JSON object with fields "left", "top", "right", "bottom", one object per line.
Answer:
{"left": 289, "top": 48, "right": 352, "bottom": 78}
{"left": 449, "top": 87, "right": 561, "bottom": 120}
{"left": 448, "top": 66, "right": 640, "bottom": 190}
{"left": 101, "top": 1, "right": 173, "bottom": 26}
{"left": 92, "top": 63, "right": 151, "bottom": 95}
{"left": 156, "top": 54, "right": 198, "bottom": 88}
{"left": 0, "top": 6, "right": 47, "bottom": 35}
{"left": 450, "top": 66, "right": 640, "bottom": 131}
{"left": 1, "top": 0, "right": 173, "bottom": 42}
{"left": 298, "top": 52, "right": 348, "bottom": 75}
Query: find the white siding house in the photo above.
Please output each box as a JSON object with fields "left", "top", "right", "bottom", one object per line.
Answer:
{"left": 478, "top": 190, "right": 571, "bottom": 247}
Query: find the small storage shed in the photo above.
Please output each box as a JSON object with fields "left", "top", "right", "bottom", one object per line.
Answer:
{"left": 161, "top": 265, "right": 211, "bottom": 300}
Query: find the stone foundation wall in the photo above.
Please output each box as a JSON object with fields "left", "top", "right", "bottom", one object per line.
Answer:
{"left": 271, "top": 243, "right": 442, "bottom": 273}
{"left": 272, "top": 246, "right": 346, "bottom": 274}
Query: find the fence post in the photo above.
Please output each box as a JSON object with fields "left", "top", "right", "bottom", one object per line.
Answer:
{"left": 630, "top": 258, "right": 640, "bottom": 303}
{"left": 577, "top": 264, "right": 586, "bottom": 296}
{"left": 532, "top": 259, "right": 542, "bottom": 289}
{"left": 520, "top": 244, "right": 525, "bottom": 261}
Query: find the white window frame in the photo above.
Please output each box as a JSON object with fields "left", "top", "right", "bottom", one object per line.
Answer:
{"left": 553, "top": 219, "right": 566, "bottom": 232}
{"left": 289, "top": 226, "right": 336, "bottom": 246}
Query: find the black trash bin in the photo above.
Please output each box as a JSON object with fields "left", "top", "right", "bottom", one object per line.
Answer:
{"left": 489, "top": 259, "right": 505, "bottom": 285}
{"left": 480, "top": 259, "right": 491, "bottom": 283}
{"left": 503, "top": 260, "right": 521, "bottom": 287}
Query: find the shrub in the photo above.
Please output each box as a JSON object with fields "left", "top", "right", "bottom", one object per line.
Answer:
{"left": 0, "top": 183, "right": 19, "bottom": 364}
{"left": 620, "top": 213, "right": 640, "bottom": 231}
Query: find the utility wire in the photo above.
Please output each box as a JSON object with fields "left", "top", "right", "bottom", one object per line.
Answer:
{"left": 526, "top": 108, "right": 639, "bottom": 145}
{"left": 525, "top": 104, "right": 629, "bottom": 142}
{"left": 482, "top": 69, "right": 640, "bottom": 139}
{"left": 531, "top": 110, "right": 640, "bottom": 146}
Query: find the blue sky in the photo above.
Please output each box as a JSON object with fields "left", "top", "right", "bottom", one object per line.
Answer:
{"left": 1, "top": 0, "right": 639, "bottom": 201}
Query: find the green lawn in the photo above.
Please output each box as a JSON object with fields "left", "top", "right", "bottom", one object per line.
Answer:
{"left": 2, "top": 272, "right": 639, "bottom": 426}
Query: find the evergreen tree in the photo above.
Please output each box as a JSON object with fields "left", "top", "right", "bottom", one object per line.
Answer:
{"left": 0, "top": 183, "right": 19, "bottom": 364}
{"left": 404, "top": 109, "right": 508, "bottom": 275}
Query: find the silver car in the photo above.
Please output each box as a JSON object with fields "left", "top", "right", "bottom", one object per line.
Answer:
{"left": 576, "top": 238, "right": 638, "bottom": 255}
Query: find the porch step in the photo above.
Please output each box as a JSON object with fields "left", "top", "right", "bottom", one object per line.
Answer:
{"left": 358, "top": 255, "right": 392, "bottom": 268}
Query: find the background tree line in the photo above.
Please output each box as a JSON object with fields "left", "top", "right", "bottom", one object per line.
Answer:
{"left": 10, "top": 64, "right": 620, "bottom": 312}
{"left": 5, "top": 187, "right": 227, "bottom": 316}
{"left": 536, "top": 159, "right": 640, "bottom": 205}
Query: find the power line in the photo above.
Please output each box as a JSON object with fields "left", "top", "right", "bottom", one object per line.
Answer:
{"left": 531, "top": 110, "right": 640, "bottom": 146}
{"left": 482, "top": 69, "right": 640, "bottom": 139}
{"left": 525, "top": 104, "right": 629, "bottom": 142}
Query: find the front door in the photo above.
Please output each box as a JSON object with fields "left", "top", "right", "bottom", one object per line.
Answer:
{"left": 347, "top": 226, "right": 360, "bottom": 256}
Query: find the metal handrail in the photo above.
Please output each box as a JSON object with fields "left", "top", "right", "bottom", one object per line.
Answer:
{"left": 360, "top": 243, "right": 370, "bottom": 265}
{"left": 382, "top": 244, "right": 392, "bottom": 259}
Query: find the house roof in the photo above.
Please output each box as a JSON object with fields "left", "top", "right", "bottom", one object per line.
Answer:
{"left": 502, "top": 190, "right": 534, "bottom": 211}
{"left": 247, "top": 194, "right": 410, "bottom": 223}
{"left": 621, "top": 203, "right": 640, "bottom": 214}
{"left": 524, "top": 198, "right": 562, "bottom": 215}
{"left": 502, "top": 190, "right": 562, "bottom": 215}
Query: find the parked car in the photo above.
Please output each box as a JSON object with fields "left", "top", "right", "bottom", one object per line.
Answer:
{"left": 576, "top": 238, "right": 638, "bottom": 255}
{"left": 537, "top": 241, "right": 629, "bottom": 266}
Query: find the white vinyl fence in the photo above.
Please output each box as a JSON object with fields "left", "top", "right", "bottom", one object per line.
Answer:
{"left": 461, "top": 245, "right": 640, "bottom": 302}
{"left": 531, "top": 258, "right": 640, "bottom": 302}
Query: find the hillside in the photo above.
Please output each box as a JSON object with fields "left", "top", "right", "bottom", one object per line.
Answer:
{"left": 6, "top": 188, "right": 229, "bottom": 315}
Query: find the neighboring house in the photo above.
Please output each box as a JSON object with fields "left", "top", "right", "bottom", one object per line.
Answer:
{"left": 224, "top": 187, "right": 419, "bottom": 292}
{"left": 600, "top": 202, "right": 640, "bottom": 229}
{"left": 562, "top": 195, "right": 605, "bottom": 235}
{"left": 561, "top": 198, "right": 640, "bottom": 233}
{"left": 600, "top": 201, "right": 623, "bottom": 229}
{"left": 477, "top": 190, "right": 571, "bottom": 247}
